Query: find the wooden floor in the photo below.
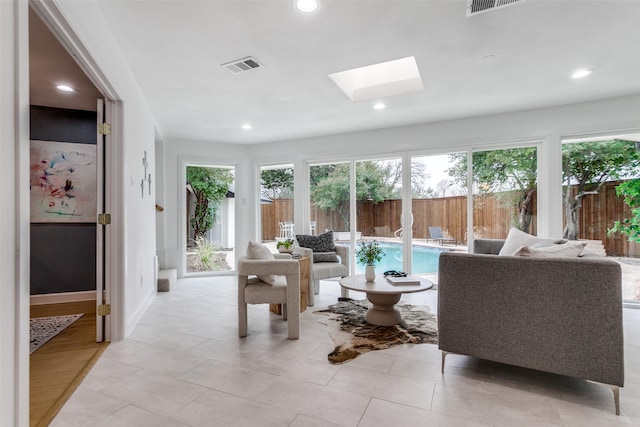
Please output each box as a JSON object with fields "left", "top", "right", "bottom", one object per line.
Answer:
{"left": 30, "top": 300, "right": 108, "bottom": 427}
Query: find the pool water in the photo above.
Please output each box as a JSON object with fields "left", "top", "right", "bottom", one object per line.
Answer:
{"left": 340, "top": 243, "right": 449, "bottom": 275}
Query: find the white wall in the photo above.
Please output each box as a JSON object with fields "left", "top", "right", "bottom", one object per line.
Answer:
{"left": 0, "top": 2, "right": 30, "bottom": 425}
{"left": 155, "top": 137, "right": 166, "bottom": 266}
{"left": 248, "top": 94, "right": 640, "bottom": 239}
{"left": 160, "top": 139, "right": 250, "bottom": 277}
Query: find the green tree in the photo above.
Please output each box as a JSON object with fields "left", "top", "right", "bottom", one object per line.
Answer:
{"left": 260, "top": 168, "right": 293, "bottom": 199}
{"left": 381, "top": 159, "right": 429, "bottom": 199}
{"left": 311, "top": 162, "right": 394, "bottom": 229}
{"left": 608, "top": 179, "right": 640, "bottom": 243}
{"left": 562, "top": 140, "right": 640, "bottom": 240}
{"left": 448, "top": 148, "right": 538, "bottom": 232}
{"left": 186, "top": 166, "right": 234, "bottom": 241}
{"left": 310, "top": 164, "right": 336, "bottom": 190}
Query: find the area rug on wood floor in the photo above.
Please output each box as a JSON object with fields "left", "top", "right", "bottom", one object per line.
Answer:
{"left": 30, "top": 313, "right": 84, "bottom": 355}
{"left": 315, "top": 300, "right": 438, "bottom": 364}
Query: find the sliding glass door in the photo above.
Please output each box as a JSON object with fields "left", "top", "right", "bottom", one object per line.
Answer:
{"left": 259, "top": 163, "right": 294, "bottom": 245}
{"left": 561, "top": 136, "right": 640, "bottom": 304}
{"left": 309, "top": 162, "right": 352, "bottom": 240}
{"left": 471, "top": 146, "right": 538, "bottom": 240}
{"left": 354, "top": 158, "right": 402, "bottom": 274}
{"left": 304, "top": 145, "right": 539, "bottom": 278}
{"left": 410, "top": 153, "right": 467, "bottom": 276}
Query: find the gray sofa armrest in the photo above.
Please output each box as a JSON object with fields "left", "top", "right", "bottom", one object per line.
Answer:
{"left": 293, "top": 245, "right": 349, "bottom": 270}
{"left": 293, "top": 246, "right": 313, "bottom": 261}
{"left": 335, "top": 245, "right": 349, "bottom": 269}
{"left": 473, "top": 238, "right": 505, "bottom": 255}
{"left": 293, "top": 244, "right": 350, "bottom": 304}
{"left": 438, "top": 252, "right": 624, "bottom": 387}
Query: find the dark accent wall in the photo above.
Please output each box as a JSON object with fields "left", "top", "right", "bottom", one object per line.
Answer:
{"left": 31, "top": 105, "right": 97, "bottom": 143}
{"left": 30, "top": 224, "right": 97, "bottom": 294}
{"left": 30, "top": 105, "right": 97, "bottom": 295}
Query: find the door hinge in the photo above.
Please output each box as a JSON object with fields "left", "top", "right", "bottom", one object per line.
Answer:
{"left": 98, "top": 122, "right": 111, "bottom": 135}
{"left": 98, "top": 213, "right": 111, "bottom": 225}
{"left": 97, "top": 304, "right": 111, "bottom": 316}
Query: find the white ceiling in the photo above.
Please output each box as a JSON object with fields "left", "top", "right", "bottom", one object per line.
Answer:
{"left": 29, "top": 8, "right": 102, "bottom": 112}
{"left": 32, "top": 1, "right": 640, "bottom": 145}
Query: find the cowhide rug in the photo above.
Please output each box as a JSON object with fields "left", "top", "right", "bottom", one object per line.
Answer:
{"left": 315, "top": 299, "right": 438, "bottom": 364}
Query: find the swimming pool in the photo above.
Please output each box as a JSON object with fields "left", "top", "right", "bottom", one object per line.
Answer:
{"left": 339, "top": 243, "right": 449, "bottom": 275}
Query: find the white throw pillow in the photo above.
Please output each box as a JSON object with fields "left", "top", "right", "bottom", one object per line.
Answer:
{"left": 246, "top": 241, "right": 276, "bottom": 285}
{"left": 512, "top": 241, "right": 588, "bottom": 258}
{"left": 498, "top": 228, "right": 565, "bottom": 256}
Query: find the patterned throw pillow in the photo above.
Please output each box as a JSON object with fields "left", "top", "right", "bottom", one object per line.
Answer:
{"left": 296, "top": 231, "right": 336, "bottom": 253}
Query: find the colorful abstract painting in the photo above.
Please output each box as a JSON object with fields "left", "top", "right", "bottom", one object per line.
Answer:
{"left": 30, "top": 140, "right": 97, "bottom": 223}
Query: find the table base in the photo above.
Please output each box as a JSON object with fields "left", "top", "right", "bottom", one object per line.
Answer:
{"left": 365, "top": 292, "right": 402, "bottom": 326}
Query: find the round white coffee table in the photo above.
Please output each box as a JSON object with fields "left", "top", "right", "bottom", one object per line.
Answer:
{"left": 339, "top": 274, "right": 433, "bottom": 326}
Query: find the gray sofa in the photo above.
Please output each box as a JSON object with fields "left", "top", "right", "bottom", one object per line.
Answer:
{"left": 438, "top": 238, "right": 624, "bottom": 414}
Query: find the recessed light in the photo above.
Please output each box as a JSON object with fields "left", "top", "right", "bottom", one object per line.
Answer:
{"left": 373, "top": 103, "right": 386, "bottom": 110}
{"left": 242, "top": 124, "right": 252, "bottom": 130}
{"left": 295, "top": 0, "right": 318, "bottom": 13}
{"left": 572, "top": 69, "right": 593, "bottom": 79}
{"left": 56, "top": 84, "right": 75, "bottom": 92}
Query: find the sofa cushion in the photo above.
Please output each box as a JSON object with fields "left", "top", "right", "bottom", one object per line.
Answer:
{"left": 578, "top": 247, "right": 604, "bottom": 258}
{"left": 513, "top": 241, "right": 587, "bottom": 258}
{"left": 246, "top": 241, "right": 276, "bottom": 285}
{"left": 498, "top": 228, "right": 566, "bottom": 256}
{"left": 296, "top": 231, "right": 336, "bottom": 253}
{"left": 313, "top": 251, "right": 339, "bottom": 263}
{"left": 313, "top": 260, "right": 348, "bottom": 279}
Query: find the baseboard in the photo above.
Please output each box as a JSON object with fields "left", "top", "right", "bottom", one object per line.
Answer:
{"left": 126, "top": 288, "right": 156, "bottom": 337}
{"left": 30, "top": 291, "right": 96, "bottom": 305}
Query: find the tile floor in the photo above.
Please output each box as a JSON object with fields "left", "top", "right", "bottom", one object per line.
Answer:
{"left": 52, "top": 276, "right": 640, "bottom": 426}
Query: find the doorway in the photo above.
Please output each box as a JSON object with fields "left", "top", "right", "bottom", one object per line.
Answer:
{"left": 28, "top": 5, "right": 116, "bottom": 425}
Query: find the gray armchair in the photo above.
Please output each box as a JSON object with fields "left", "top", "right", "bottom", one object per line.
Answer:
{"left": 294, "top": 245, "right": 349, "bottom": 306}
{"left": 237, "top": 255, "right": 300, "bottom": 340}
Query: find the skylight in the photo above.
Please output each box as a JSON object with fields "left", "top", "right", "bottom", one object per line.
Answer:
{"left": 328, "top": 56, "right": 424, "bottom": 102}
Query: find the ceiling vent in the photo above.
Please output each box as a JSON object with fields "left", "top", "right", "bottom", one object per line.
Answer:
{"left": 221, "top": 56, "right": 263, "bottom": 74}
{"left": 466, "top": 0, "right": 524, "bottom": 16}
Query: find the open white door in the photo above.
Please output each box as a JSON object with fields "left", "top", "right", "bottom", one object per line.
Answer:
{"left": 96, "top": 99, "right": 112, "bottom": 342}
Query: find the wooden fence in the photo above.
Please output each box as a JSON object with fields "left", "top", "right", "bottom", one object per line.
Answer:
{"left": 260, "top": 180, "right": 640, "bottom": 256}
